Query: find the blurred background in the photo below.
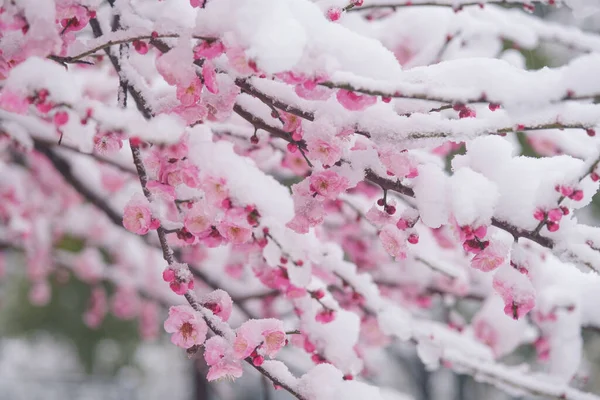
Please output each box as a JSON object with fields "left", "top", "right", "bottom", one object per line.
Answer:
{"left": 2, "top": 2, "right": 600, "bottom": 400}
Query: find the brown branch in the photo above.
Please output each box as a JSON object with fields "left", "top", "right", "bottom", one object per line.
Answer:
{"left": 363, "top": 169, "right": 554, "bottom": 248}
{"left": 346, "top": 0, "right": 549, "bottom": 12}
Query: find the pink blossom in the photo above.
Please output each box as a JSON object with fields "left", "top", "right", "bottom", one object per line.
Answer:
{"left": 202, "top": 60, "right": 219, "bottom": 94}
{"left": 306, "top": 136, "right": 343, "bottom": 166}
{"left": 233, "top": 318, "right": 286, "bottom": 359}
{"left": 194, "top": 40, "right": 225, "bottom": 60}
{"left": 379, "top": 225, "right": 407, "bottom": 260}
{"left": 336, "top": 89, "right": 377, "bottom": 111}
{"left": 203, "top": 175, "right": 229, "bottom": 205}
{"left": 281, "top": 112, "right": 302, "bottom": 133}
{"left": 184, "top": 201, "right": 214, "bottom": 238}
{"left": 176, "top": 76, "right": 203, "bottom": 106}
{"left": 93, "top": 132, "right": 123, "bottom": 154}
{"left": 164, "top": 305, "right": 208, "bottom": 349}
{"left": 492, "top": 272, "right": 536, "bottom": 320}
{"left": 58, "top": 5, "right": 91, "bottom": 33}
{"left": 316, "top": 309, "right": 336, "bottom": 324}
{"left": 200, "top": 289, "right": 233, "bottom": 322}
{"left": 282, "top": 151, "right": 311, "bottom": 176}
{"left": 0, "top": 90, "right": 29, "bottom": 113}
{"left": 309, "top": 171, "right": 349, "bottom": 199}
{"left": 217, "top": 208, "right": 253, "bottom": 244}
{"left": 204, "top": 336, "right": 243, "bottom": 381}
{"left": 122, "top": 193, "right": 159, "bottom": 235}
{"left": 470, "top": 243, "right": 506, "bottom": 272}
{"left": 170, "top": 103, "right": 208, "bottom": 125}
{"left": 163, "top": 263, "right": 195, "bottom": 295}
{"left": 190, "top": 0, "right": 205, "bottom": 7}
{"left": 295, "top": 82, "right": 333, "bottom": 100}
{"left": 226, "top": 46, "right": 254, "bottom": 75}
{"left": 379, "top": 149, "right": 416, "bottom": 178}
{"left": 327, "top": 7, "right": 342, "bottom": 21}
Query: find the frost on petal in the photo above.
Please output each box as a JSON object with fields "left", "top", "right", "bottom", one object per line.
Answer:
{"left": 204, "top": 336, "right": 243, "bottom": 381}
{"left": 470, "top": 239, "right": 510, "bottom": 272}
{"left": 200, "top": 289, "right": 233, "bottom": 322}
{"left": 493, "top": 264, "right": 536, "bottom": 320}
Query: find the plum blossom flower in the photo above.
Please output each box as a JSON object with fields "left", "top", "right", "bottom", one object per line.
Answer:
{"left": 200, "top": 289, "right": 233, "bottom": 322}
{"left": 93, "top": 131, "right": 123, "bottom": 154}
{"left": 233, "top": 319, "right": 286, "bottom": 359}
{"left": 176, "top": 76, "right": 203, "bottom": 106}
{"left": 492, "top": 267, "right": 536, "bottom": 320}
{"left": 163, "top": 263, "right": 195, "bottom": 295}
{"left": 184, "top": 201, "right": 214, "bottom": 238}
{"left": 282, "top": 151, "right": 310, "bottom": 176}
{"left": 309, "top": 171, "right": 349, "bottom": 199}
{"left": 122, "top": 193, "right": 159, "bottom": 235}
{"left": 164, "top": 305, "right": 208, "bottom": 349}
{"left": 470, "top": 241, "right": 507, "bottom": 272}
{"left": 202, "top": 60, "right": 219, "bottom": 94}
{"left": 336, "top": 89, "right": 377, "bottom": 111}
{"left": 306, "top": 135, "right": 343, "bottom": 166}
{"left": 379, "top": 149, "right": 417, "bottom": 178}
{"left": 194, "top": 40, "right": 225, "bottom": 60}
{"left": 204, "top": 336, "right": 243, "bottom": 381}
{"left": 57, "top": 5, "right": 91, "bottom": 33}
{"left": 379, "top": 225, "right": 407, "bottom": 260}
{"left": 217, "top": 208, "right": 253, "bottom": 245}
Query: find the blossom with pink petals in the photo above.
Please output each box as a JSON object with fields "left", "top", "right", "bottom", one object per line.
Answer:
{"left": 93, "top": 131, "right": 123, "bottom": 154}
{"left": 177, "top": 76, "right": 203, "bottom": 106}
{"left": 184, "top": 201, "right": 214, "bottom": 238}
{"left": 306, "top": 135, "right": 343, "bottom": 166}
{"left": 309, "top": 170, "right": 349, "bottom": 199}
{"left": 122, "top": 193, "right": 159, "bottom": 235}
{"left": 202, "top": 60, "right": 219, "bottom": 94}
{"left": 336, "top": 89, "right": 377, "bottom": 111}
{"left": 470, "top": 241, "right": 506, "bottom": 272}
{"left": 204, "top": 336, "right": 243, "bottom": 381}
{"left": 379, "top": 225, "right": 407, "bottom": 260}
{"left": 200, "top": 289, "right": 233, "bottom": 322}
{"left": 217, "top": 208, "right": 253, "bottom": 244}
{"left": 194, "top": 40, "right": 225, "bottom": 60}
{"left": 164, "top": 305, "right": 208, "bottom": 349}
{"left": 233, "top": 318, "right": 286, "bottom": 359}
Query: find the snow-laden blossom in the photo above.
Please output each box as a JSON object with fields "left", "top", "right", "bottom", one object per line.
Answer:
{"left": 306, "top": 134, "right": 343, "bottom": 166}
{"left": 163, "top": 263, "right": 195, "bottom": 295}
{"left": 184, "top": 201, "right": 215, "bottom": 238}
{"left": 200, "top": 289, "right": 233, "bottom": 322}
{"left": 176, "top": 76, "right": 203, "bottom": 106}
{"left": 194, "top": 40, "right": 225, "bottom": 60}
{"left": 336, "top": 89, "right": 377, "bottom": 111}
{"left": 233, "top": 319, "right": 286, "bottom": 359}
{"left": 217, "top": 208, "right": 253, "bottom": 244}
{"left": 379, "top": 225, "right": 407, "bottom": 260}
{"left": 309, "top": 170, "right": 349, "bottom": 199}
{"left": 204, "top": 336, "right": 243, "bottom": 381}
{"left": 93, "top": 131, "right": 123, "bottom": 154}
{"left": 470, "top": 240, "right": 508, "bottom": 272}
{"left": 202, "top": 60, "right": 219, "bottom": 94}
{"left": 493, "top": 266, "right": 536, "bottom": 320}
{"left": 164, "top": 305, "right": 208, "bottom": 349}
{"left": 122, "top": 193, "right": 159, "bottom": 235}
{"left": 379, "top": 149, "right": 418, "bottom": 178}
